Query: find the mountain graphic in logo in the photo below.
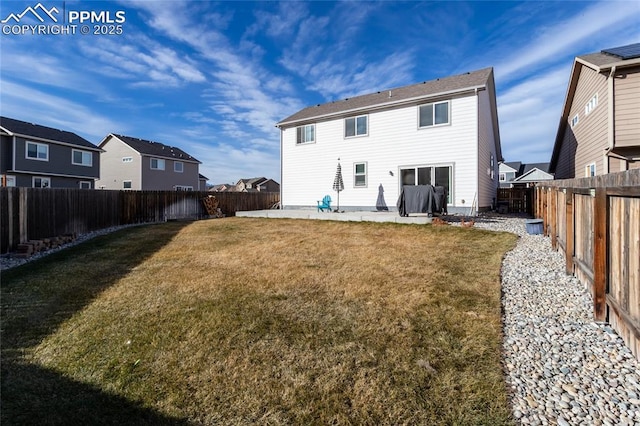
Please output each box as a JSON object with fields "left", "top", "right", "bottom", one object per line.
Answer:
{"left": 1, "top": 3, "right": 59, "bottom": 24}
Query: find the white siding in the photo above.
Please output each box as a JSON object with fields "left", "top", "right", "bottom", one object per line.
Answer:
{"left": 281, "top": 95, "right": 480, "bottom": 211}
{"left": 477, "top": 89, "right": 499, "bottom": 210}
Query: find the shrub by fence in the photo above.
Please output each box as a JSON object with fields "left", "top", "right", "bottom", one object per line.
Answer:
{"left": 0, "top": 188, "right": 279, "bottom": 254}
{"left": 535, "top": 169, "right": 640, "bottom": 359}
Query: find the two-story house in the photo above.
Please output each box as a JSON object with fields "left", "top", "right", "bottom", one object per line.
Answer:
{"left": 0, "top": 116, "right": 101, "bottom": 188}
{"left": 499, "top": 161, "right": 553, "bottom": 188}
{"left": 96, "top": 134, "right": 201, "bottom": 190}
{"left": 277, "top": 67, "right": 502, "bottom": 214}
{"left": 550, "top": 43, "right": 640, "bottom": 178}
{"left": 235, "top": 177, "right": 280, "bottom": 192}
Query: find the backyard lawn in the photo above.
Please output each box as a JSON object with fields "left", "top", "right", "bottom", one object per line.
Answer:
{"left": 1, "top": 218, "right": 517, "bottom": 425}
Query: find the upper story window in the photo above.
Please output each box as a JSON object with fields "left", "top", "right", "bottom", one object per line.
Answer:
{"left": 296, "top": 124, "right": 315, "bottom": 144}
{"left": 26, "top": 141, "right": 49, "bottom": 161}
{"left": 585, "top": 94, "right": 598, "bottom": 115}
{"left": 122, "top": 157, "right": 133, "bottom": 163}
{"left": 150, "top": 158, "right": 165, "bottom": 170}
{"left": 499, "top": 173, "right": 506, "bottom": 182}
{"left": 345, "top": 115, "right": 368, "bottom": 138}
{"left": 174, "top": 161, "right": 184, "bottom": 173}
{"left": 419, "top": 101, "right": 450, "bottom": 128}
{"left": 72, "top": 149, "right": 92, "bottom": 167}
{"left": 571, "top": 114, "right": 579, "bottom": 128}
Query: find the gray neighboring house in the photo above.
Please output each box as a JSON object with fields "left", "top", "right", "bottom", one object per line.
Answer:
{"left": 97, "top": 134, "right": 201, "bottom": 191}
{"left": 0, "top": 116, "right": 101, "bottom": 188}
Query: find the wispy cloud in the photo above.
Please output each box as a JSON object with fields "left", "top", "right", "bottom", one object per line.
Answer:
{"left": 0, "top": 80, "right": 122, "bottom": 141}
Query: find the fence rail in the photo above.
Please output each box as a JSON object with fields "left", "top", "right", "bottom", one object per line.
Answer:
{"left": 535, "top": 169, "right": 640, "bottom": 360}
{"left": 1, "top": 188, "right": 279, "bottom": 254}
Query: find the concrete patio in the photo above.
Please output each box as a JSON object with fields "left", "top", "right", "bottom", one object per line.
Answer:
{"left": 235, "top": 209, "right": 433, "bottom": 224}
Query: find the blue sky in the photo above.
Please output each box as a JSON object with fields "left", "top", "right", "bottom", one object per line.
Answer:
{"left": 1, "top": 1, "right": 639, "bottom": 185}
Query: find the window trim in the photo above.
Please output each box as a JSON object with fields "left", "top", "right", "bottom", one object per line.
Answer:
{"left": 79, "top": 181, "right": 92, "bottom": 189}
{"left": 72, "top": 149, "right": 93, "bottom": 167}
{"left": 296, "top": 124, "right": 316, "bottom": 145}
{"left": 150, "top": 158, "right": 165, "bottom": 170}
{"left": 418, "top": 100, "right": 450, "bottom": 128}
{"left": 32, "top": 176, "right": 51, "bottom": 188}
{"left": 585, "top": 162, "right": 596, "bottom": 177}
{"left": 174, "top": 161, "right": 184, "bottom": 173}
{"left": 344, "top": 115, "right": 368, "bottom": 139}
{"left": 25, "top": 141, "right": 49, "bottom": 161}
{"left": 585, "top": 93, "right": 598, "bottom": 116}
{"left": 354, "top": 162, "right": 367, "bottom": 188}
{"left": 571, "top": 114, "right": 579, "bottom": 128}
{"left": 174, "top": 185, "right": 194, "bottom": 191}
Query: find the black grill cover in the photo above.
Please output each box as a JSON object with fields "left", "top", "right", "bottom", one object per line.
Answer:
{"left": 397, "top": 185, "right": 447, "bottom": 216}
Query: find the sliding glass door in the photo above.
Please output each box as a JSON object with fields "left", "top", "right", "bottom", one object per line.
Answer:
{"left": 400, "top": 165, "right": 452, "bottom": 204}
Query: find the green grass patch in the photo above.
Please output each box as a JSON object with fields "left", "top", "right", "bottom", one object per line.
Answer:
{"left": 2, "top": 218, "right": 517, "bottom": 425}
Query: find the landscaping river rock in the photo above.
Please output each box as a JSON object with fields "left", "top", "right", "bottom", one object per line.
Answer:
{"left": 470, "top": 215, "right": 640, "bottom": 426}
{"left": 2, "top": 216, "right": 639, "bottom": 425}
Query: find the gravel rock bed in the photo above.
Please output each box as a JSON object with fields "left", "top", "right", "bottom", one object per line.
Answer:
{"left": 467, "top": 215, "right": 640, "bottom": 426}
{"left": 0, "top": 224, "right": 142, "bottom": 271}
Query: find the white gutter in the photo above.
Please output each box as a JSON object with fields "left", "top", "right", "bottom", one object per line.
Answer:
{"left": 277, "top": 85, "right": 487, "bottom": 128}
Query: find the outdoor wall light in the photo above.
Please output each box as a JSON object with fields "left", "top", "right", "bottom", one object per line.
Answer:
{"left": 389, "top": 171, "right": 394, "bottom": 176}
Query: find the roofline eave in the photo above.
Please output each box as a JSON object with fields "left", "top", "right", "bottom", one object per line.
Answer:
{"left": 276, "top": 85, "right": 487, "bottom": 128}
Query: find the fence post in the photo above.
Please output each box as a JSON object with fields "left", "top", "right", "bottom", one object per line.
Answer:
{"left": 542, "top": 187, "right": 548, "bottom": 235}
{"left": 565, "top": 188, "right": 574, "bottom": 275}
{"left": 551, "top": 187, "right": 558, "bottom": 250}
{"left": 593, "top": 187, "right": 607, "bottom": 322}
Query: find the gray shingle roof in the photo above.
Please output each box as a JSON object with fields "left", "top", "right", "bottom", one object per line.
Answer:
{"left": 111, "top": 134, "right": 200, "bottom": 163}
{"left": 578, "top": 43, "right": 640, "bottom": 69}
{"left": 0, "top": 116, "right": 99, "bottom": 150}
{"left": 278, "top": 67, "right": 494, "bottom": 126}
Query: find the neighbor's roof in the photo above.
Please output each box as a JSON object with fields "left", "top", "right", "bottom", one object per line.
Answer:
{"left": 550, "top": 43, "right": 640, "bottom": 172}
{"left": 0, "top": 116, "right": 100, "bottom": 150}
{"left": 522, "top": 162, "right": 550, "bottom": 174}
{"left": 103, "top": 133, "right": 201, "bottom": 163}
{"left": 277, "top": 67, "right": 495, "bottom": 127}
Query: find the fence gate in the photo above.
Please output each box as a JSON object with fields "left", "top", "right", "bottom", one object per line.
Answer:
{"left": 498, "top": 187, "right": 534, "bottom": 214}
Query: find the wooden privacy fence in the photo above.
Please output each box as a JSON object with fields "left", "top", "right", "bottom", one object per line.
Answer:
{"left": 497, "top": 187, "right": 534, "bottom": 214}
{"left": 535, "top": 169, "right": 640, "bottom": 359}
{"left": 0, "top": 188, "right": 279, "bottom": 254}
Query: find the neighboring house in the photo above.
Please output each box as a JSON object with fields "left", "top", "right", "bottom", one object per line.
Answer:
{"left": 198, "top": 174, "right": 208, "bottom": 191}
{"left": 499, "top": 161, "right": 553, "bottom": 188}
{"left": 210, "top": 183, "right": 234, "bottom": 192}
{"left": 277, "top": 67, "right": 502, "bottom": 213}
{"left": 96, "top": 134, "right": 201, "bottom": 190}
{"left": 235, "top": 177, "right": 280, "bottom": 192}
{"left": 0, "top": 116, "right": 101, "bottom": 188}
{"left": 550, "top": 43, "right": 640, "bottom": 179}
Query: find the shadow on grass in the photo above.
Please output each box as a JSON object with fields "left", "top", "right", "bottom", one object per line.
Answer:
{"left": 1, "top": 222, "right": 191, "bottom": 425}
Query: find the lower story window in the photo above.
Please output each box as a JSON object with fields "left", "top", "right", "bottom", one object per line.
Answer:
{"left": 174, "top": 185, "right": 193, "bottom": 191}
{"left": 123, "top": 180, "right": 132, "bottom": 189}
{"left": 354, "top": 162, "right": 367, "bottom": 187}
{"left": 33, "top": 176, "right": 51, "bottom": 188}
{"left": 3, "top": 175, "right": 16, "bottom": 187}
{"left": 400, "top": 165, "right": 452, "bottom": 203}
{"left": 79, "top": 181, "right": 92, "bottom": 189}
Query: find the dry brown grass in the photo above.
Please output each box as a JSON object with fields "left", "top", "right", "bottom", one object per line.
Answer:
{"left": 2, "top": 218, "right": 517, "bottom": 425}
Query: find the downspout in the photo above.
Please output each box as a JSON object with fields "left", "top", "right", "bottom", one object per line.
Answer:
{"left": 604, "top": 65, "right": 616, "bottom": 174}
{"left": 475, "top": 87, "right": 479, "bottom": 215}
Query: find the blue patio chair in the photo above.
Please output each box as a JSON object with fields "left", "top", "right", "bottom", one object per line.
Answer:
{"left": 317, "top": 195, "right": 332, "bottom": 212}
